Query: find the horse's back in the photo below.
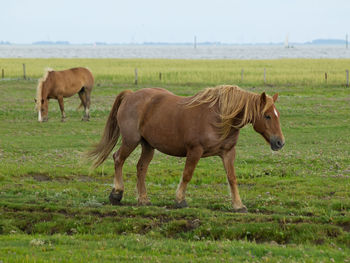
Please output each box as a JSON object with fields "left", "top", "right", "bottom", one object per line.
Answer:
{"left": 49, "top": 67, "right": 94, "bottom": 97}
{"left": 118, "top": 88, "right": 177, "bottom": 128}
{"left": 59, "top": 67, "right": 93, "bottom": 87}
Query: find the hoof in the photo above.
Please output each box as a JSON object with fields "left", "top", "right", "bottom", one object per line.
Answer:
{"left": 109, "top": 188, "right": 123, "bottom": 205}
{"left": 61, "top": 118, "right": 66, "bottom": 122}
{"left": 174, "top": 200, "right": 188, "bottom": 209}
{"left": 233, "top": 206, "right": 248, "bottom": 213}
{"left": 82, "top": 117, "right": 90, "bottom": 122}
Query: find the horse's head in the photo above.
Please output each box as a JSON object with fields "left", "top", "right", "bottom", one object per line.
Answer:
{"left": 253, "top": 92, "right": 285, "bottom": 151}
{"left": 35, "top": 97, "right": 49, "bottom": 122}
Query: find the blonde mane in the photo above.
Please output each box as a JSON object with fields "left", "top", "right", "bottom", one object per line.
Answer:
{"left": 35, "top": 68, "right": 53, "bottom": 110}
{"left": 185, "top": 85, "right": 274, "bottom": 139}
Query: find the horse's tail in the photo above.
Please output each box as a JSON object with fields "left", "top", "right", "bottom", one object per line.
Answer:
{"left": 86, "top": 90, "right": 132, "bottom": 169}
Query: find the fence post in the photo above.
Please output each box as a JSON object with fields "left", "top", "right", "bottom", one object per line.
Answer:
{"left": 1, "top": 69, "right": 4, "bottom": 79}
{"left": 264, "top": 68, "right": 266, "bottom": 83}
{"left": 134, "top": 68, "right": 138, "bottom": 85}
{"left": 241, "top": 69, "right": 244, "bottom": 82}
{"left": 346, "top": 70, "right": 349, "bottom": 87}
{"left": 159, "top": 72, "right": 162, "bottom": 81}
{"left": 325, "top": 72, "right": 327, "bottom": 83}
{"left": 23, "top": 63, "right": 26, "bottom": 80}
{"left": 346, "top": 34, "right": 348, "bottom": 49}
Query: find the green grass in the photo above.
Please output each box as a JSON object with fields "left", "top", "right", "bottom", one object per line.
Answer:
{"left": 1, "top": 58, "right": 350, "bottom": 87}
{"left": 0, "top": 58, "right": 350, "bottom": 262}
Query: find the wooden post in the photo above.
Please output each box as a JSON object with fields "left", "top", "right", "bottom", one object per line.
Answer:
{"left": 23, "top": 63, "right": 26, "bottom": 80}
{"left": 134, "top": 68, "right": 138, "bottom": 85}
{"left": 346, "top": 34, "right": 348, "bottom": 49}
{"left": 325, "top": 72, "right": 327, "bottom": 83}
{"left": 1, "top": 69, "right": 4, "bottom": 79}
{"left": 159, "top": 72, "right": 162, "bottom": 81}
{"left": 264, "top": 68, "right": 266, "bottom": 83}
{"left": 346, "top": 70, "right": 349, "bottom": 87}
{"left": 241, "top": 69, "right": 244, "bottom": 82}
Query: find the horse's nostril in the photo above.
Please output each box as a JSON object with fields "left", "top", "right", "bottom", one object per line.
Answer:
{"left": 270, "top": 137, "right": 284, "bottom": 151}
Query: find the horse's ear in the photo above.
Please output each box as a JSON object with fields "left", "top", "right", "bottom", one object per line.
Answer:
{"left": 272, "top": 93, "right": 278, "bottom": 102}
{"left": 260, "top": 92, "right": 267, "bottom": 108}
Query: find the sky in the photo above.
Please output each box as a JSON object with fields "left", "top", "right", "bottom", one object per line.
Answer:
{"left": 1, "top": 0, "right": 349, "bottom": 44}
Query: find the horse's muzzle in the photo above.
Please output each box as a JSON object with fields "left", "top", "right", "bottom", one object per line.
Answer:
{"left": 270, "top": 136, "right": 285, "bottom": 151}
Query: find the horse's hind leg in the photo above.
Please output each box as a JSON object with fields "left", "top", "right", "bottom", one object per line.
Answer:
{"left": 175, "top": 146, "right": 203, "bottom": 208}
{"left": 136, "top": 141, "right": 154, "bottom": 205}
{"left": 83, "top": 87, "right": 92, "bottom": 121}
{"left": 57, "top": 96, "right": 66, "bottom": 122}
{"left": 78, "top": 89, "right": 88, "bottom": 121}
{"left": 110, "top": 140, "right": 139, "bottom": 205}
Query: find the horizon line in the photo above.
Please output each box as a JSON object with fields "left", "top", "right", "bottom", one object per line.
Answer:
{"left": 0, "top": 39, "right": 348, "bottom": 46}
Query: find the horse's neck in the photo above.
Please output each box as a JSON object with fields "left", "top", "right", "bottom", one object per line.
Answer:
{"left": 41, "top": 81, "right": 52, "bottom": 99}
{"left": 230, "top": 110, "right": 250, "bottom": 128}
{"left": 41, "top": 85, "right": 47, "bottom": 99}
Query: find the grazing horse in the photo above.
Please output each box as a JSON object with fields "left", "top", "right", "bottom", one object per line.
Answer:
{"left": 35, "top": 67, "right": 94, "bottom": 122}
{"left": 87, "top": 85, "right": 285, "bottom": 212}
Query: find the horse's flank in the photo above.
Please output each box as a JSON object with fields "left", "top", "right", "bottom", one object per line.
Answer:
{"left": 184, "top": 85, "right": 274, "bottom": 139}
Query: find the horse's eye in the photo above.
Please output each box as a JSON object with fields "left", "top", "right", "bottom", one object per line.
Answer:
{"left": 264, "top": 115, "right": 271, "bottom": 120}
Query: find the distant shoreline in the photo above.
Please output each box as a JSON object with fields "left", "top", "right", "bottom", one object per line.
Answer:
{"left": 1, "top": 45, "right": 349, "bottom": 59}
{"left": 0, "top": 39, "right": 348, "bottom": 46}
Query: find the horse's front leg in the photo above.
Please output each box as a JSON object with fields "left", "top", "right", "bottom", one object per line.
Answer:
{"left": 221, "top": 148, "right": 247, "bottom": 213}
{"left": 57, "top": 97, "right": 66, "bottom": 122}
{"left": 175, "top": 146, "right": 203, "bottom": 208}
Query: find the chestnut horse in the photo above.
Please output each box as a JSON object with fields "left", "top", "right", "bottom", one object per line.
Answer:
{"left": 87, "top": 85, "right": 285, "bottom": 212}
{"left": 35, "top": 67, "right": 94, "bottom": 122}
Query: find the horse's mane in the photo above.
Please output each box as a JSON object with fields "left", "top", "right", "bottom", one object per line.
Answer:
{"left": 35, "top": 68, "right": 53, "bottom": 110}
{"left": 185, "top": 85, "right": 274, "bottom": 139}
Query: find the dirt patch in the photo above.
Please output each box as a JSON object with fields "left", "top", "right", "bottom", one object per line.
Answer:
{"left": 90, "top": 210, "right": 119, "bottom": 217}
{"left": 76, "top": 175, "right": 95, "bottom": 182}
{"left": 164, "top": 218, "right": 201, "bottom": 237}
{"left": 314, "top": 238, "right": 325, "bottom": 245}
{"left": 339, "top": 223, "right": 350, "bottom": 232}
{"left": 31, "top": 173, "right": 52, "bottom": 182}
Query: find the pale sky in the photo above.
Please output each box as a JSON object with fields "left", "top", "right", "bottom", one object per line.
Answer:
{"left": 1, "top": 0, "right": 349, "bottom": 44}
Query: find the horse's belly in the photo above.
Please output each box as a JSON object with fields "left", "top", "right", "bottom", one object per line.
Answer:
{"left": 143, "top": 135, "right": 187, "bottom": 157}
{"left": 157, "top": 147, "right": 187, "bottom": 157}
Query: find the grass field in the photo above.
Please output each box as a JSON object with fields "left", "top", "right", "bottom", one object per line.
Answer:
{"left": 0, "top": 58, "right": 350, "bottom": 262}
